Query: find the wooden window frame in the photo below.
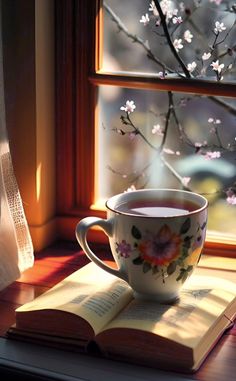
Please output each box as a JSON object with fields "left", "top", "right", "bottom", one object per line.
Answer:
{"left": 55, "top": 0, "right": 236, "bottom": 256}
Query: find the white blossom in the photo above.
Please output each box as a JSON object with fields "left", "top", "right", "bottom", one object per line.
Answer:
{"left": 120, "top": 100, "right": 136, "bottom": 114}
{"left": 149, "top": 1, "right": 159, "bottom": 16}
{"left": 202, "top": 52, "right": 211, "bottom": 61}
{"left": 173, "top": 16, "right": 183, "bottom": 24}
{"left": 184, "top": 30, "right": 193, "bottom": 43}
{"left": 208, "top": 118, "right": 221, "bottom": 127}
{"left": 163, "top": 148, "right": 180, "bottom": 155}
{"left": 187, "top": 61, "right": 197, "bottom": 73}
{"left": 140, "top": 13, "right": 150, "bottom": 26}
{"left": 125, "top": 185, "right": 136, "bottom": 193}
{"left": 195, "top": 141, "right": 207, "bottom": 148}
{"left": 152, "top": 124, "right": 163, "bottom": 135}
{"left": 203, "top": 151, "right": 221, "bottom": 160}
{"left": 214, "top": 21, "right": 226, "bottom": 34}
{"left": 173, "top": 38, "right": 183, "bottom": 52}
{"left": 158, "top": 71, "right": 166, "bottom": 79}
{"left": 182, "top": 177, "right": 191, "bottom": 187}
{"left": 195, "top": 142, "right": 202, "bottom": 148}
{"left": 159, "top": 0, "right": 178, "bottom": 22}
{"left": 163, "top": 148, "right": 175, "bottom": 155}
{"left": 210, "top": 60, "right": 224, "bottom": 73}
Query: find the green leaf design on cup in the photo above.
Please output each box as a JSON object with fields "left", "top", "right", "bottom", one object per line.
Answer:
{"left": 179, "top": 218, "right": 191, "bottom": 235}
{"left": 143, "top": 262, "right": 152, "bottom": 273}
{"left": 131, "top": 225, "right": 142, "bottom": 239}
{"left": 133, "top": 256, "right": 144, "bottom": 265}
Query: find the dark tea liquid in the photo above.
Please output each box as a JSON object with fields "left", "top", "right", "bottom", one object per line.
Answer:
{"left": 116, "top": 199, "right": 198, "bottom": 217}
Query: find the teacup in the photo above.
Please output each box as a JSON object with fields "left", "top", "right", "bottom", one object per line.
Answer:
{"left": 75, "top": 189, "right": 208, "bottom": 303}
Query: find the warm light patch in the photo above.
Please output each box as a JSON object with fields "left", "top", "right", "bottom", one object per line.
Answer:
{"left": 91, "top": 199, "right": 106, "bottom": 211}
{"left": 36, "top": 162, "right": 42, "bottom": 202}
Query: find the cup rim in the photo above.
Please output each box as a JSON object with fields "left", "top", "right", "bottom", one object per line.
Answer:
{"left": 105, "top": 188, "right": 208, "bottom": 218}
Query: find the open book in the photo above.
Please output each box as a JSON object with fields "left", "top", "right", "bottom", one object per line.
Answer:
{"left": 8, "top": 262, "right": 236, "bottom": 373}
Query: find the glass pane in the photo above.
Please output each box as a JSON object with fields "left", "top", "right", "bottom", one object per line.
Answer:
{"left": 97, "top": 85, "right": 236, "bottom": 238}
{"left": 103, "top": 0, "right": 236, "bottom": 82}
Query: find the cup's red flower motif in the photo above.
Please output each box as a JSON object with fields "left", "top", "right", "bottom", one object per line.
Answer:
{"left": 138, "top": 224, "right": 182, "bottom": 266}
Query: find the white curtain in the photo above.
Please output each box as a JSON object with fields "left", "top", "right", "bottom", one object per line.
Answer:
{"left": 0, "top": 3, "right": 34, "bottom": 291}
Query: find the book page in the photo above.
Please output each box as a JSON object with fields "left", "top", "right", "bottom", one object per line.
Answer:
{"left": 101, "top": 272, "right": 236, "bottom": 349}
{"left": 16, "top": 262, "right": 133, "bottom": 334}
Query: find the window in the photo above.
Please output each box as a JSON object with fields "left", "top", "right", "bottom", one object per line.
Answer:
{"left": 56, "top": 0, "right": 236, "bottom": 256}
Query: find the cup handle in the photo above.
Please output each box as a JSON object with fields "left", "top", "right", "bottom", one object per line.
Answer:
{"left": 75, "top": 216, "right": 127, "bottom": 281}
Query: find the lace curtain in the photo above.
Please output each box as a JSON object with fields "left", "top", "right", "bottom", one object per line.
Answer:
{"left": 0, "top": 3, "right": 34, "bottom": 290}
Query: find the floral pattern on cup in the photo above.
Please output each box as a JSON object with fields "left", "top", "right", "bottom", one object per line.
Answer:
{"left": 115, "top": 218, "right": 207, "bottom": 284}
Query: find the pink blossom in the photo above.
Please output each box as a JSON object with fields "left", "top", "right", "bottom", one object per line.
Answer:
{"left": 227, "top": 195, "right": 236, "bottom": 205}
{"left": 129, "top": 132, "right": 136, "bottom": 140}
{"left": 158, "top": 71, "right": 166, "bottom": 79}
{"left": 209, "top": 0, "right": 222, "bottom": 4}
{"left": 226, "top": 189, "right": 236, "bottom": 205}
{"left": 202, "top": 151, "right": 221, "bottom": 160}
{"left": 211, "top": 60, "right": 224, "bottom": 73}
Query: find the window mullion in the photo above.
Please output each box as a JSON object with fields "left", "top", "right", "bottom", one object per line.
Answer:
{"left": 89, "top": 72, "right": 236, "bottom": 98}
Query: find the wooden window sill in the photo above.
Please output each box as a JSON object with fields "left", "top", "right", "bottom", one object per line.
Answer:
{"left": 0, "top": 240, "right": 235, "bottom": 381}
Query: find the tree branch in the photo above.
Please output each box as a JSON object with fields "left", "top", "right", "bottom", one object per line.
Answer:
{"left": 104, "top": 2, "right": 173, "bottom": 73}
{"left": 153, "top": 0, "right": 191, "bottom": 78}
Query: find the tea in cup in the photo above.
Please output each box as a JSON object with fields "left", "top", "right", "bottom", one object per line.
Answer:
{"left": 75, "top": 189, "right": 208, "bottom": 303}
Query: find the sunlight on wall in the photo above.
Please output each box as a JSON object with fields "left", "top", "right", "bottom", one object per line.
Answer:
{"left": 36, "top": 162, "right": 42, "bottom": 203}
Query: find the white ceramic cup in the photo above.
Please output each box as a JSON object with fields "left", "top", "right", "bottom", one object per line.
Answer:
{"left": 75, "top": 189, "right": 208, "bottom": 303}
